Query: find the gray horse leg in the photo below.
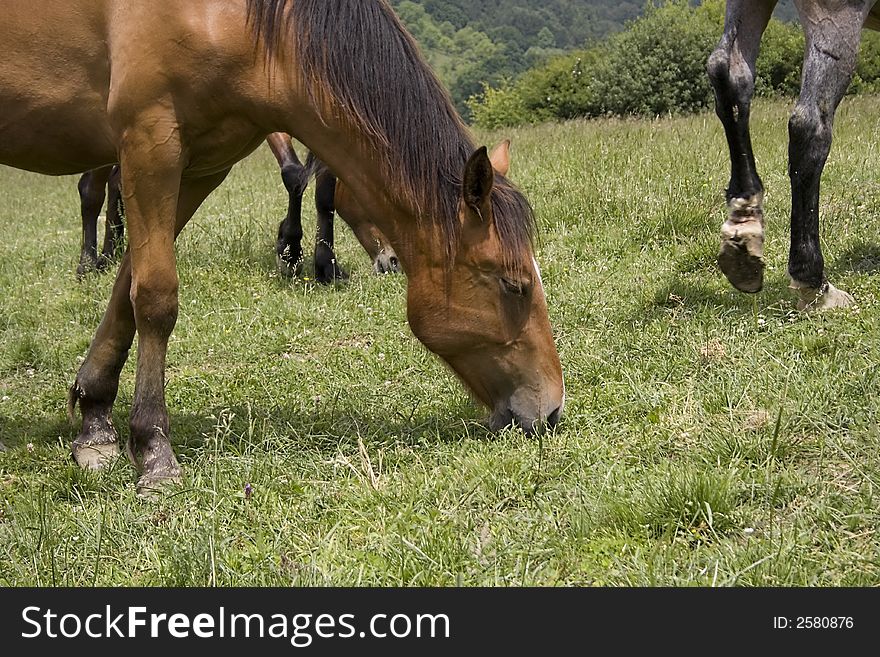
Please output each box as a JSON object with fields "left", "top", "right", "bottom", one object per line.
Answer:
{"left": 707, "top": 0, "right": 777, "bottom": 293}
{"left": 788, "top": 0, "right": 872, "bottom": 310}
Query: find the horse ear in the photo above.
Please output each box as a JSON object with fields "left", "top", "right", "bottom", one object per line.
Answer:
{"left": 462, "top": 146, "right": 494, "bottom": 216}
{"left": 489, "top": 139, "right": 510, "bottom": 176}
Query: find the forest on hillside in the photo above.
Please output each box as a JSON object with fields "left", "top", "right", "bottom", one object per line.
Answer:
{"left": 390, "top": 0, "right": 799, "bottom": 118}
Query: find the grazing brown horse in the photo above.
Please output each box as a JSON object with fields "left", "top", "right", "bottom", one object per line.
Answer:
{"left": 0, "top": 0, "right": 564, "bottom": 495}
{"left": 708, "top": 0, "right": 880, "bottom": 310}
{"left": 77, "top": 135, "right": 400, "bottom": 282}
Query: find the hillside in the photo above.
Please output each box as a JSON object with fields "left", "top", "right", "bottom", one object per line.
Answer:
{"left": 390, "top": 0, "right": 800, "bottom": 118}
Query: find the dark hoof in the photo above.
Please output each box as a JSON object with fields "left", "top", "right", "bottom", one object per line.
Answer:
{"left": 126, "top": 440, "right": 182, "bottom": 498}
{"left": 76, "top": 260, "right": 99, "bottom": 279}
{"left": 96, "top": 254, "right": 115, "bottom": 272}
{"left": 315, "top": 261, "right": 349, "bottom": 284}
{"left": 314, "top": 244, "right": 349, "bottom": 284}
{"left": 276, "top": 248, "right": 303, "bottom": 278}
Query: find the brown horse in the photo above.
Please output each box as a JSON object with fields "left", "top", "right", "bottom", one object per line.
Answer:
{"left": 0, "top": 0, "right": 564, "bottom": 494}
{"left": 709, "top": 0, "right": 880, "bottom": 309}
{"left": 77, "top": 135, "right": 400, "bottom": 281}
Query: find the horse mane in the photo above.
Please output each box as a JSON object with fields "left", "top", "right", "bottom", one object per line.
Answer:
{"left": 245, "top": 0, "right": 535, "bottom": 265}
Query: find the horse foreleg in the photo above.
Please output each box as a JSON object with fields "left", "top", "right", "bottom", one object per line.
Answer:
{"left": 267, "top": 132, "right": 307, "bottom": 278}
{"left": 313, "top": 170, "right": 348, "bottom": 283}
{"left": 787, "top": 0, "right": 871, "bottom": 311}
{"left": 76, "top": 166, "right": 112, "bottom": 278}
{"left": 707, "top": 0, "right": 777, "bottom": 293}
{"left": 127, "top": 168, "right": 231, "bottom": 496}
{"left": 99, "top": 164, "right": 125, "bottom": 268}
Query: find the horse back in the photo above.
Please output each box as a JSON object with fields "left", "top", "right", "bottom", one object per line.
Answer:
{"left": 0, "top": 0, "right": 269, "bottom": 176}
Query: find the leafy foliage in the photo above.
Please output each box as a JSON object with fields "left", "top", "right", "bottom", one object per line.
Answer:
{"left": 469, "top": 0, "right": 880, "bottom": 128}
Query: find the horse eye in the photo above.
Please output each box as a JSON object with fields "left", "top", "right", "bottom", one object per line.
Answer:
{"left": 501, "top": 277, "right": 528, "bottom": 296}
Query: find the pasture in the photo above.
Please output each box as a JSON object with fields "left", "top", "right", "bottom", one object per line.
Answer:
{"left": 1, "top": 96, "right": 879, "bottom": 586}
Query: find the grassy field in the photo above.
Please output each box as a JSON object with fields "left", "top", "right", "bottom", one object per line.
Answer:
{"left": 1, "top": 97, "right": 880, "bottom": 586}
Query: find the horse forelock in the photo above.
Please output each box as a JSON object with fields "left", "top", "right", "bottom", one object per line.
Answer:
{"left": 245, "top": 0, "right": 535, "bottom": 267}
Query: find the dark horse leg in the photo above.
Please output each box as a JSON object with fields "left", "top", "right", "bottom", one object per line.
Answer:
{"left": 76, "top": 165, "right": 112, "bottom": 278}
{"left": 707, "top": 0, "right": 777, "bottom": 293}
{"left": 787, "top": 0, "right": 871, "bottom": 310}
{"left": 313, "top": 167, "right": 349, "bottom": 283}
{"left": 69, "top": 162, "right": 230, "bottom": 493}
{"left": 266, "top": 132, "right": 307, "bottom": 278}
{"left": 99, "top": 164, "right": 125, "bottom": 267}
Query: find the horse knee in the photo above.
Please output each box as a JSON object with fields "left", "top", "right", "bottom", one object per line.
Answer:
{"left": 788, "top": 104, "right": 831, "bottom": 160}
{"left": 706, "top": 47, "right": 730, "bottom": 89}
{"left": 130, "top": 269, "right": 179, "bottom": 335}
{"left": 707, "top": 45, "right": 754, "bottom": 107}
{"left": 280, "top": 163, "right": 307, "bottom": 197}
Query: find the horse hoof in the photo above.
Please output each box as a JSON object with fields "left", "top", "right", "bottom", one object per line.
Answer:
{"left": 76, "top": 261, "right": 98, "bottom": 279}
{"left": 136, "top": 470, "right": 183, "bottom": 499}
{"left": 276, "top": 253, "right": 303, "bottom": 279}
{"left": 792, "top": 280, "right": 855, "bottom": 312}
{"left": 316, "top": 262, "right": 349, "bottom": 284}
{"left": 72, "top": 438, "right": 121, "bottom": 470}
{"left": 718, "top": 217, "right": 764, "bottom": 293}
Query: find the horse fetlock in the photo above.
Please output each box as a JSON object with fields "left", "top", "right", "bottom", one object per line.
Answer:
{"left": 790, "top": 279, "right": 855, "bottom": 312}
{"left": 718, "top": 200, "right": 765, "bottom": 293}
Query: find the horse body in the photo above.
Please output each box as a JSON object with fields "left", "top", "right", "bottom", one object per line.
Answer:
{"left": 709, "top": 0, "right": 880, "bottom": 309}
{"left": 1, "top": 0, "right": 563, "bottom": 494}
{"left": 0, "top": 2, "right": 116, "bottom": 172}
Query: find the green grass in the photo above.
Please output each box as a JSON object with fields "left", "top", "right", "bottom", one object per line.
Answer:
{"left": 2, "top": 96, "right": 880, "bottom": 586}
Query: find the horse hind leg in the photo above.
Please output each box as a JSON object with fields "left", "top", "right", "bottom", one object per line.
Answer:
{"left": 99, "top": 164, "right": 125, "bottom": 268}
{"left": 313, "top": 170, "right": 349, "bottom": 284}
{"left": 76, "top": 166, "right": 112, "bottom": 278}
{"left": 787, "top": 0, "right": 872, "bottom": 311}
{"left": 707, "top": 0, "right": 777, "bottom": 293}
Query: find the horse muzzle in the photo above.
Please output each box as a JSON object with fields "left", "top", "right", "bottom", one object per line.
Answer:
{"left": 489, "top": 400, "right": 563, "bottom": 435}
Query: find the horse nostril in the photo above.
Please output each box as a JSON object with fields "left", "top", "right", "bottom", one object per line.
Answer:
{"left": 547, "top": 405, "right": 562, "bottom": 430}
{"left": 389, "top": 256, "right": 399, "bottom": 271}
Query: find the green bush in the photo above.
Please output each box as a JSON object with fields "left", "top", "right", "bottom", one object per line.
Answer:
{"left": 469, "top": 0, "right": 880, "bottom": 128}
{"left": 754, "top": 19, "right": 804, "bottom": 97}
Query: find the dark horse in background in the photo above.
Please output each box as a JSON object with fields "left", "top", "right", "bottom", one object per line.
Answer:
{"left": 709, "top": 0, "right": 880, "bottom": 310}
{"left": 0, "top": 0, "right": 563, "bottom": 495}
{"left": 76, "top": 133, "right": 401, "bottom": 282}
